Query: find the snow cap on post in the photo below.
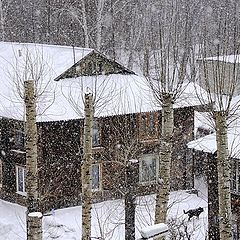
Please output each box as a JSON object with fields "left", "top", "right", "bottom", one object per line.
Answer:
{"left": 28, "top": 212, "right": 43, "bottom": 218}
{"left": 139, "top": 223, "right": 168, "bottom": 239}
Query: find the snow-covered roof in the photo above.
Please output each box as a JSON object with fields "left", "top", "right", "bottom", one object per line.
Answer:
{"left": 0, "top": 42, "right": 204, "bottom": 122}
{"left": 187, "top": 125, "right": 240, "bottom": 159}
{"left": 194, "top": 111, "right": 214, "bottom": 135}
{"left": 0, "top": 42, "right": 93, "bottom": 80}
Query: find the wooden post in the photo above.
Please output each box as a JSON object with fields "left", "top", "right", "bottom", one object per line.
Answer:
{"left": 24, "top": 80, "right": 42, "bottom": 240}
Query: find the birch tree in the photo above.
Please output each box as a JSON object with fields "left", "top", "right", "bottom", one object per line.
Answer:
{"left": 143, "top": 0, "right": 194, "bottom": 234}
{"left": 195, "top": 3, "right": 240, "bottom": 238}
{"left": 4, "top": 45, "right": 56, "bottom": 239}
{"left": 81, "top": 92, "right": 94, "bottom": 240}
{"left": 24, "top": 80, "right": 42, "bottom": 240}
{"left": 61, "top": 75, "right": 117, "bottom": 239}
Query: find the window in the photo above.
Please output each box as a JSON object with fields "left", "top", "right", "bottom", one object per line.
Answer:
{"left": 93, "top": 120, "right": 100, "bottom": 146}
{"left": 0, "top": 159, "right": 2, "bottom": 188}
{"left": 139, "top": 154, "right": 159, "bottom": 183}
{"left": 231, "top": 159, "right": 240, "bottom": 193}
{"left": 141, "top": 115, "right": 147, "bottom": 133}
{"left": 15, "top": 130, "right": 24, "bottom": 147}
{"left": 139, "top": 112, "right": 157, "bottom": 139}
{"left": 149, "top": 112, "right": 155, "bottom": 134}
{"left": 92, "top": 164, "right": 101, "bottom": 190}
{"left": 16, "top": 166, "right": 26, "bottom": 195}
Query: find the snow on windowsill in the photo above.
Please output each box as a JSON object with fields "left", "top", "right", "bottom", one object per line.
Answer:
{"left": 139, "top": 181, "right": 157, "bottom": 186}
{"left": 11, "top": 149, "right": 26, "bottom": 154}
{"left": 92, "top": 188, "right": 101, "bottom": 192}
{"left": 92, "top": 146, "right": 104, "bottom": 149}
{"left": 16, "top": 191, "right": 27, "bottom": 197}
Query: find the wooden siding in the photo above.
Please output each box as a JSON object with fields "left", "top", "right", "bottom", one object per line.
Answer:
{"left": 55, "top": 51, "right": 134, "bottom": 80}
{"left": 0, "top": 106, "right": 195, "bottom": 211}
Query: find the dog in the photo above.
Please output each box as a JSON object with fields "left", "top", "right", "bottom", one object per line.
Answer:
{"left": 183, "top": 207, "right": 204, "bottom": 221}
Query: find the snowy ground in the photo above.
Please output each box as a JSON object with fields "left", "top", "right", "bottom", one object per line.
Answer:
{"left": 0, "top": 178, "right": 208, "bottom": 240}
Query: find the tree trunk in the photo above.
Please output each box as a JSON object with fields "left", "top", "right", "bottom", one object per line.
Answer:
{"left": 125, "top": 160, "right": 138, "bottom": 240}
{"left": 24, "top": 80, "right": 42, "bottom": 240}
{"left": 81, "top": 93, "right": 93, "bottom": 240}
{"left": 0, "top": 0, "right": 5, "bottom": 41}
{"left": 207, "top": 152, "right": 220, "bottom": 240}
{"left": 214, "top": 111, "right": 232, "bottom": 240}
{"left": 155, "top": 93, "right": 174, "bottom": 239}
{"left": 96, "top": 0, "right": 104, "bottom": 51}
{"left": 80, "top": 0, "right": 89, "bottom": 48}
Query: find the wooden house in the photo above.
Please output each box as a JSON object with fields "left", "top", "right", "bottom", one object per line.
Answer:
{"left": 197, "top": 55, "right": 240, "bottom": 96}
{"left": 188, "top": 125, "right": 240, "bottom": 239}
{"left": 0, "top": 42, "right": 202, "bottom": 212}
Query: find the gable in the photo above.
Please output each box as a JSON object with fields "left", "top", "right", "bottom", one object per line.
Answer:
{"left": 54, "top": 51, "right": 135, "bottom": 81}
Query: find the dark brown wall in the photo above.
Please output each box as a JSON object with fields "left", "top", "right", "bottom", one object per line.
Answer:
{"left": 0, "top": 118, "right": 26, "bottom": 205}
{"left": 0, "top": 106, "right": 195, "bottom": 211}
{"left": 38, "top": 119, "right": 83, "bottom": 210}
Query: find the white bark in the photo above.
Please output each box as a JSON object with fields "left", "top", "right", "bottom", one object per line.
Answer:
{"left": 214, "top": 111, "right": 232, "bottom": 240}
{"left": 81, "top": 93, "right": 93, "bottom": 240}
{"left": 24, "top": 80, "right": 42, "bottom": 240}
{"left": 96, "top": 0, "right": 105, "bottom": 51}
{"left": 155, "top": 93, "right": 174, "bottom": 232}
{"left": 80, "top": 0, "right": 89, "bottom": 48}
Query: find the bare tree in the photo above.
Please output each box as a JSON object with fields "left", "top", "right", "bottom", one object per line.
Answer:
{"left": 61, "top": 75, "right": 117, "bottom": 240}
{"left": 143, "top": 1, "right": 194, "bottom": 235}
{"left": 2, "top": 44, "right": 56, "bottom": 239}
{"left": 81, "top": 92, "right": 94, "bottom": 240}
{"left": 194, "top": 2, "right": 240, "bottom": 239}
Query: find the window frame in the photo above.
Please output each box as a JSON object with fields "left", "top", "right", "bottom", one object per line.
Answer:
{"left": 91, "top": 163, "right": 101, "bottom": 191}
{"left": 139, "top": 112, "right": 158, "bottom": 140}
{"left": 139, "top": 154, "right": 159, "bottom": 184}
{"left": 15, "top": 130, "right": 25, "bottom": 148}
{"left": 16, "top": 165, "right": 27, "bottom": 196}
{"left": 92, "top": 119, "right": 100, "bottom": 147}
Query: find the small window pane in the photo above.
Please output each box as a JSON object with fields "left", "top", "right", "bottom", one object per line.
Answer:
{"left": 15, "top": 130, "right": 24, "bottom": 147}
{"left": 140, "top": 154, "right": 158, "bottom": 183}
{"left": 149, "top": 113, "right": 155, "bottom": 134}
{"left": 92, "top": 164, "right": 100, "bottom": 190}
{"left": 0, "top": 160, "right": 2, "bottom": 187}
{"left": 16, "top": 166, "right": 26, "bottom": 193}
{"left": 93, "top": 120, "right": 100, "bottom": 146}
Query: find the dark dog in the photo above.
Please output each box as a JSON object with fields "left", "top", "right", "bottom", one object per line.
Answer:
{"left": 183, "top": 207, "right": 204, "bottom": 221}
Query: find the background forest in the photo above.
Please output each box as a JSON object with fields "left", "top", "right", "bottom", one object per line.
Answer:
{"left": 1, "top": 0, "right": 239, "bottom": 70}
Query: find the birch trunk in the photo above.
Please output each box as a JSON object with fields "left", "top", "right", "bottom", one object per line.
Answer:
{"left": 24, "top": 80, "right": 42, "bottom": 240}
{"left": 96, "top": 0, "right": 104, "bottom": 51}
{"left": 81, "top": 93, "right": 93, "bottom": 240}
{"left": 214, "top": 111, "right": 232, "bottom": 240}
{"left": 155, "top": 94, "right": 174, "bottom": 239}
